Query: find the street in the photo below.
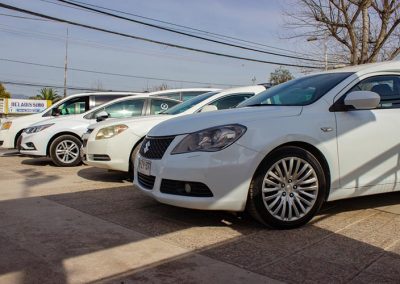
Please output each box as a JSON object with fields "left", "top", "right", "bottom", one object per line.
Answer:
{"left": 0, "top": 151, "right": 399, "bottom": 283}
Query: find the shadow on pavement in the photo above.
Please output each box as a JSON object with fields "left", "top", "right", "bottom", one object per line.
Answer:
{"left": 0, "top": 184, "right": 399, "bottom": 283}
{"left": 77, "top": 167, "right": 129, "bottom": 183}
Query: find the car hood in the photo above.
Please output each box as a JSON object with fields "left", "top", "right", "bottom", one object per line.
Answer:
{"left": 148, "top": 106, "right": 302, "bottom": 136}
{"left": 28, "top": 114, "right": 84, "bottom": 127}
{"left": 88, "top": 115, "right": 174, "bottom": 130}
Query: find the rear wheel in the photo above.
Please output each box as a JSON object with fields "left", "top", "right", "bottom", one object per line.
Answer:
{"left": 247, "top": 146, "right": 327, "bottom": 229}
{"left": 49, "top": 135, "right": 82, "bottom": 167}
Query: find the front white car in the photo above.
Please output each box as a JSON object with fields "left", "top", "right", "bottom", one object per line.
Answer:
{"left": 134, "top": 61, "right": 400, "bottom": 229}
{"left": 83, "top": 86, "right": 267, "bottom": 173}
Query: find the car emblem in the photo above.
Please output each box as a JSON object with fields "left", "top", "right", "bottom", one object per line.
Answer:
{"left": 144, "top": 141, "right": 150, "bottom": 153}
{"left": 160, "top": 103, "right": 169, "bottom": 110}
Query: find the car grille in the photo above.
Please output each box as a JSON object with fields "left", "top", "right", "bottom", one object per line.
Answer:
{"left": 160, "top": 179, "right": 213, "bottom": 197}
{"left": 138, "top": 172, "right": 156, "bottom": 189}
{"left": 139, "top": 136, "right": 175, "bottom": 159}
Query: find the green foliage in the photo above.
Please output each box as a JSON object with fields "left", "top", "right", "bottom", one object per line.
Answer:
{"left": 0, "top": 83, "right": 11, "bottom": 98}
{"left": 269, "top": 67, "right": 294, "bottom": 86}
{"left": 31, "top": 88, "right": 61, "bottom": 102}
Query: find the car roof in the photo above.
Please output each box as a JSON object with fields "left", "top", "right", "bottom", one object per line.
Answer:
{"left": 322, "top": 60, "right": 400, "bottom": 74}
{"left": 147, "top": 88, "right": 220, "bottom": 95}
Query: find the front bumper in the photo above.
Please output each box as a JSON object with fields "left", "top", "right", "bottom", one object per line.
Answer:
{"left": 20, "top": 132, "right": 48, "bottom": 156}
{"left": 133, "top": 135, "right": 261, "bottom": 211}
{"left": 0, "top": 130, "right": 15, "bottom": 149}
{"left": 85, "top": 131, "right": 141, "bottom": 172}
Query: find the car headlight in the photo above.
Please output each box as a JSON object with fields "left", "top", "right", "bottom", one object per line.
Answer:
{"left": 171, "top": 124, "right": 247, "bottom": 154}
{"left": 1, "top": 121, "right": 12, "bottom": 130}
{"left": 95, "top": 124, "right": 128, "bottom": 140}
{"left": 24, "top": 123, "right": 54, "bottom": 134}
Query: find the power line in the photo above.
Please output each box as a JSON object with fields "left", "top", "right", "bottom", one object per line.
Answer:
{"left": 49, "top": 0, "right": 313, "bottom": 58}
{"left": 0, "top": 12, "right": 50, "bottom": 21}
{"left": 0, "top": 58, "right": 241, "bottom": 87}
{"left": 0, "top": 2, "right": 323, "bottom": 69}
{"left": 1, "top": 79, "right": 131, "bottom": 92}
{"left": 57, "top": 0, "right": 341, "bottom": 64}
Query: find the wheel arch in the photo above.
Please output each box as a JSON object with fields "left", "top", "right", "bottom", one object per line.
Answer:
{"left": 128, "top": 136, "right": 145, "bottom": 172}
{"left": 46, "top": 131, "right": 82, "bottom": 156}
{"left": 14, "top": 129, "right": 25, "bottom": 148}
{"left": 254, "top": 141, "right": 331, "bottom": 201}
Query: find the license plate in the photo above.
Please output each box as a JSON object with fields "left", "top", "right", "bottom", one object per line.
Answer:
{"left": 138, "top": 158, "right": 151, "bottom": 176}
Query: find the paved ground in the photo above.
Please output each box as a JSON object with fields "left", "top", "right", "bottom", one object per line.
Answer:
{"left": 0, "top": 150, "right": 400, "bottom": 284}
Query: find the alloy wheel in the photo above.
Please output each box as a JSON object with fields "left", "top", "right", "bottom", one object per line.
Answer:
{"left": 55, "top": 140, "right": 80, "bottom": 164}
{"left": 262, "top": 157, "right": 319, "bottom": 222}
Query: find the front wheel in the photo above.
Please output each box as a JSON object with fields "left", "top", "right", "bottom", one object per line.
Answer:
{"left": 49, "top": 135, "right": 82, "bottom": 167}
{"left": 247, "top": 146, "right": 327, "bottom": 229}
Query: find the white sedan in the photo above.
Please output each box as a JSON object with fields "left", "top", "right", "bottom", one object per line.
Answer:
{"left": 134, "top": 61, "right": 400, "bottom": 229}
{"left": 83, "top": 85, "right": 267, "bottom": 174}
{"left": 19, "top": 95, "right": 180, "bottom": 166}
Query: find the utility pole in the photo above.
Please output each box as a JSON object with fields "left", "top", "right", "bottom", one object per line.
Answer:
{"left": 63, "top": 27, "right": 69, "bottom": 98}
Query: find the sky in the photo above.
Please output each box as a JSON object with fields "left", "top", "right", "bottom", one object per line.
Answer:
{"left": 0, "top": 0, "right": 326, "bottom": 98}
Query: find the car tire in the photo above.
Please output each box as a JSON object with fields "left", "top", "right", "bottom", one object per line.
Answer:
{"left": 247, "top": 146, "right": 327, "bottom": 229}
{"left": 129, "top": 141, "right": 142, "bottom": 181}
{"left": 49, "top": 135, "right": 82, "bottom": 167}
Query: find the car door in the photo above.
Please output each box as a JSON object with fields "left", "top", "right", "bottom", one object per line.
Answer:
{"left": 335, "top": 74, "right": 400, "bottom": 195}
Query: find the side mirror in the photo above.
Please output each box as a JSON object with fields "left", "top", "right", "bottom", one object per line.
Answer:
{"left": 199, "top": 105, "right": 218, "bottom": 113}
{"left": 344, "top": 91, "right": 380, "bottom": 110}
{"left": 96, "top": 111, "right": 109, "bottom": 122}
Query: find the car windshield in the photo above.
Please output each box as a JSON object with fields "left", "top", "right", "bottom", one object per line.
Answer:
{"left": 239, "top": 72, "right": 353, "bottom": 107}
{"left": 160, "top": 91, "right": 219, "bottom": 115}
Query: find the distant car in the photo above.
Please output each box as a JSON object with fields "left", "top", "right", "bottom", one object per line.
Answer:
{"left": 0, "top": 92, "right": 139, "bottom": 150}
{"left": 19, "top": 95, "right": 180, "bottom": 166}
{"left": 82, "top": 85, "right": 268, "bottom": 175}
{"left": 133, "top": 61, "right": 400, "bottom": 229}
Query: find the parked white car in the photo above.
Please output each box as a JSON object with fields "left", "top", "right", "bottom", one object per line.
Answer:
{"left": 83, "top": 85, "right": 268, "bottom": 174}
{"left": 19, "top": 95, "right": 181, "bottom": 166}
{"left": 134, "top": 61, "right": 400, "bottom": 229}
{"left": 0, "top": 92, "right": 138, "bottom": 149}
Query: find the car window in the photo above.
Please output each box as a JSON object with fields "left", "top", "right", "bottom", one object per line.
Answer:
{"left": 348, "top": 75, "right": 400, "bottom": 109}
{"left": 155, "top": 91, "right": 210, "bottom": 101}
{"left": 181, "top": 91, "right": 209, "bottom": 101}
{"left": 161, "top": 91, "right": 218, "bottom": 115}
{"left": 93, "top": 95, "right": 130, "bottom": 106}
{"left": 206, "top": 93, "right": 254, "bottom": 110}
{"left": 92, "top": 99, "right": 145, "bottom": 118}
{"left": 53, "top": 96, "right": 89, "bottom": 116}
{"left": 150, "top": 99, "right": 180, "bottom": 115}
{"left": 240, "top": 73, "right": 353, "bottom": 107}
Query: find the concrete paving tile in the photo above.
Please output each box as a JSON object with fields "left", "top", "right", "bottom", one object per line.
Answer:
{"left": 349, "top": 272, "right": 399, "bottom": 284}
{"left": 363, "top": 254, "right": 400, "bottom": 280}
{"left": 258, "top": 254, "right": 358, "bottom": 283}
{"left": 99, "top": 208, "right": 187, "bottom": 237}
{"left": 101, "top": 253, "right": 281, "bottom": 284}
{"left": 201, "top": 238, "right": 287, "bottom": 271}
{"left": 298, "top": 232, "right": 384, "bottom": 271}
{"left": 158, "top": 226, "right": 245, "bottom": 250}
{"left": 0, "top": 235, "right": 66, "bottom": 284}
{"left": 310, "top": 208, "right": 378, "bottom": 232}
{"left": 338, "top": 212, "right": 400, "bottom": 248}
{"left": 377, "top": 204, "right": 400, "bottom": 215}
{"left": 244, "top": 225, "right": 330, "bottom": 253}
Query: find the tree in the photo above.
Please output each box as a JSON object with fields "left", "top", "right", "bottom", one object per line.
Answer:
{"left": 0, "top": 83, "right": 11, "bottom": 98}
{"left": 31, "top": 88, "right": 61, "bottom": 102}
{"left": 286, "top": 0, "right": 400, "bottom": 65}
{"left": 270, "top": 67, "right": 295, "bottom": 85}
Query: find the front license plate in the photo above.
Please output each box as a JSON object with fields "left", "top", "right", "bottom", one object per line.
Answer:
{"left": 138, "top": 158, "right": 151, "bottom": 176}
